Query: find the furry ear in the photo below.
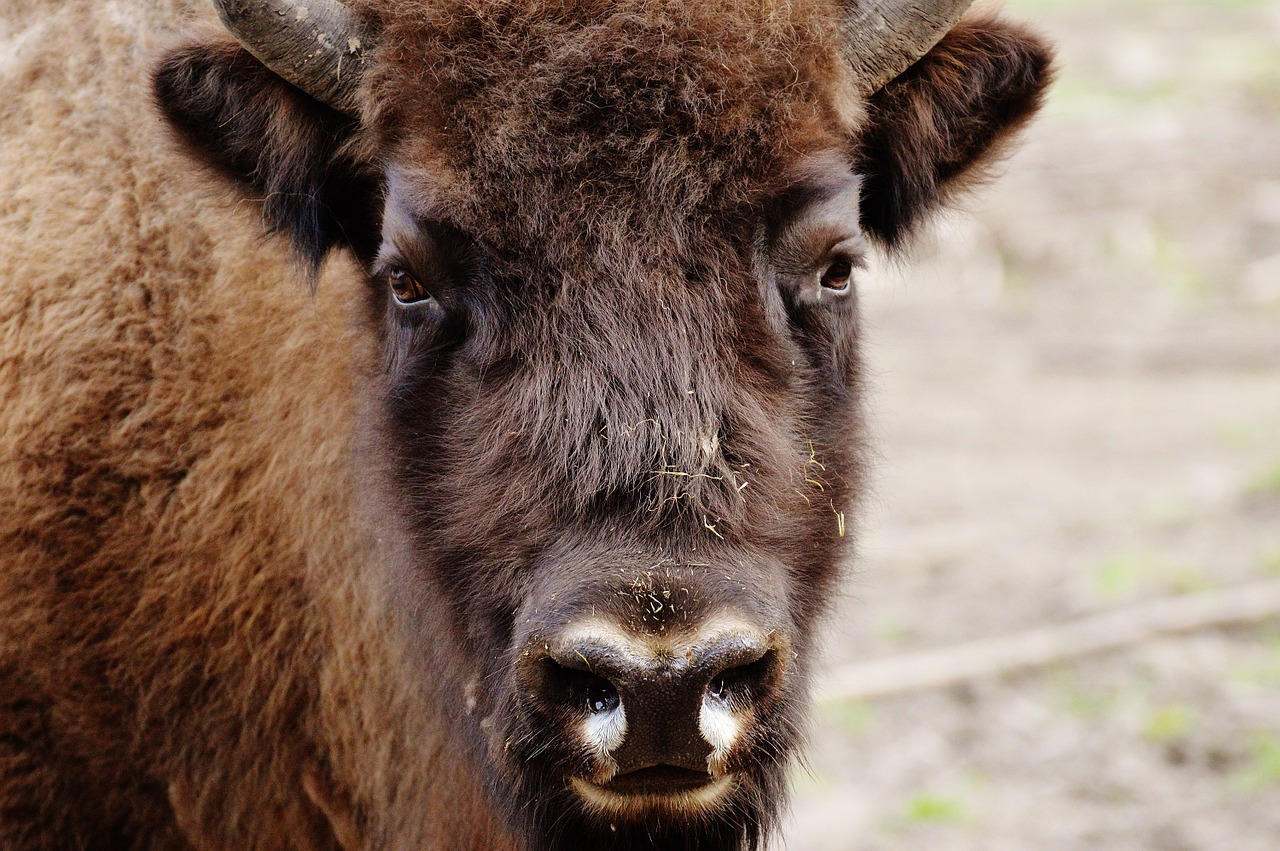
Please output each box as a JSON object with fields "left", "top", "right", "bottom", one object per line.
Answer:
{"left": 857, "top": 15, "right": 1054, "bottom": 248}
{"left": 153, "top": 33, "right": 379, "bottom": 267}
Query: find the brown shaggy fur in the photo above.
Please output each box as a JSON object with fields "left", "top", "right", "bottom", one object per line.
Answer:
{"left": 1, "top": 1, "right": 1051, "bottom": 849}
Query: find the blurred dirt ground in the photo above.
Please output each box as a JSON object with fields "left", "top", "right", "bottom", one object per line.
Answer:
{"left": 786, "top": 0, "right": 1280, "bottom": 848}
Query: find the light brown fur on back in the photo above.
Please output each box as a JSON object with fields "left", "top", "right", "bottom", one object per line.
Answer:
{"left": 0, "top": 2, "right": 496, "bottom": 847}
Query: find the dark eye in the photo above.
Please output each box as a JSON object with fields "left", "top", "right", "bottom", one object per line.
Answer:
{"left": 388, "top": 267, "right": 432, "bottom": 305}
{"left": 819, "top": 256, "right": 854, "bottom": 293}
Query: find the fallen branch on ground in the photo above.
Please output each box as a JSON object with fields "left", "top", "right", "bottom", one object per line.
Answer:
{"left": 817, "top": 578, "right": 1280, "bottom": 704}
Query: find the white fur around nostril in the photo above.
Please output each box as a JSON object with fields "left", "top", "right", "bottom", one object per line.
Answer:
{"left": 698, "top": 697, "right": 744, "bottom": 770}
{"left": 581, "top": 703, "right": 627, "bottom": 759}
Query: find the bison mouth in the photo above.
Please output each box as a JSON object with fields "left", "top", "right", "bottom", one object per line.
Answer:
{"left": 521, "top": 775, "right": 772, "bottom": 851}
{"left": 503, "top": 740, "right": 781, "bottom": 851}
{"left": 571, "top": 765, "right": 737, "bottom": 812}
{"left": 601, "top": 765, "right": 719, "bottom": 794}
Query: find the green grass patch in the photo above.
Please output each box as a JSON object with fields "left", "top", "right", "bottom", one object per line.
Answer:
{"left": 1144, "top": 703, "right": 1196, "bottom": 743}
{"left": 873, "top": 616, "right": 911, "bottom": 649}
{"left": 1245, "top": 462, "right": 1280, "bottom": 499}
{"left": 1044, "top": 75, "right": 1177, "bottom": 124}
{"left": 1092, "top": 552, "right": 1210, "bottom": 601}
{"left": 903, "top": 794, "right": 968, "bottom": 826}
{"left": 1216, "top": 421, "right": 1265, "bottom": 451}
{"left": 1050, "top": 667, "right": 1120, "bottom": 719}
{"left": 1145, "top": 224, "right": 1215, "bottom": 301}
{"left": 1233, "top": 732, "right": 1280, "bottom": 793}
{"left": 1166, "top": 565, "right": 1214, "bottom": 595}
{"left": 1229, "top": 628, "right": 1280, "bottom": 690}
{"left": 1261, "top": 548, "right": 1280, "bottom": 578}
{"left": 1094, "top": 556, "right": 1145, "bottom": 600}
{"left": 824, "top": 699, "right": 875, "bottom": 737}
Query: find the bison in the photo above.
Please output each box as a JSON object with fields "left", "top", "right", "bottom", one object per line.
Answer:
{"left": 0, "top": 0, "right": 1052, "bottom": 848}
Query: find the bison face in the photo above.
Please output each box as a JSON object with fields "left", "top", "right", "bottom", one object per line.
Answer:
{"left": 363, "top": 152, "right": 865, "bottom": 849}
{"left": 154, "top": 1, "right": 1051, "bottom": 848}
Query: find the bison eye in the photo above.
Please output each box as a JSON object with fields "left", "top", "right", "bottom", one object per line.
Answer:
{"left": 819, "top": 256, "right": 854, "bottom": 294}
{"left": 388, "top": 267, "right": 432, "bottom": 305}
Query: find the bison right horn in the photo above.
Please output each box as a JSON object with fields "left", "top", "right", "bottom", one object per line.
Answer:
{"left": 840, "top": 0, "right": 976, "bottom": 95}
{"left": 210, "top": 0, "right": 371, "bottom": 115}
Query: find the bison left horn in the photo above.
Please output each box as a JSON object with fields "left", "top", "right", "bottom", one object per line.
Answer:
{"left": 210, "top": 0, "right": 370, "bottom": 115}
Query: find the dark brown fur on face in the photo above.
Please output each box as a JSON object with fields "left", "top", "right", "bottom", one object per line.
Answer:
{"left": 344, "top": 8, "right": 866, "bottom": 848}
{"left": 0, "top": 1, "right": 1049, "bottom": 849}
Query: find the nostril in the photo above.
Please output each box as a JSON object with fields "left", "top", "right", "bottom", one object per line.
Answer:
{"left": 582, "top": 675, "right": 620, "bottom": 714}
{"left": 706, "top": 649, "right": 777, "bottom": 707}
{"left": 539, "top": 658, "right": 621, "bottom": 715}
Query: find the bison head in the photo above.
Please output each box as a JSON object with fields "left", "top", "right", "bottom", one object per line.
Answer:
{"left": 154, "top": 1, "right": 1050, "bottom": 848}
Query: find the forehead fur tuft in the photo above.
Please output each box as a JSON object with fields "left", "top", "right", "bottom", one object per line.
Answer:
{"left": 357, "top": 0, "right": 854, "bottom": 255}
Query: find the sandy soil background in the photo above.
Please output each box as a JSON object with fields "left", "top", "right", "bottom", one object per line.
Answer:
{"left": 785, "top": 0, "right": 1280, "bottom": 848}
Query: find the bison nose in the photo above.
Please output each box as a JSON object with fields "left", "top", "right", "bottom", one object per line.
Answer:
{"left": 530, "top": 624, "right": 780, "bottom": 779}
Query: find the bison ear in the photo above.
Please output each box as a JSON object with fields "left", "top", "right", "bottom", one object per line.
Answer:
{"left": 153, "top": 33, "right": 379, "bottom": 267}
{"left": 856, "top": 15, "right": 1054, "bottom": 249}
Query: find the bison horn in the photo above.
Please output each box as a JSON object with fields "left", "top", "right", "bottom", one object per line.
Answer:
{"left": 210, "top": 0, "right": 371, "bottom": 115}
{"left": 841, "top": 0, "right": 975, "bottom": 94}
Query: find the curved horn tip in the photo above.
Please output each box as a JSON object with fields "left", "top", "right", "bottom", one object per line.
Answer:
{"left": 841, "top": 1, "right": 977, "bottom": 95}
{"left": 210, "top": 0, "right": 371, "bottom": 115}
